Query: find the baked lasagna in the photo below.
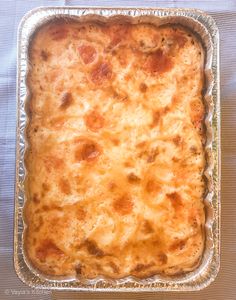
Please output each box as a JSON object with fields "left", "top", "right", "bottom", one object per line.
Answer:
{"left": 25, "top": 20, "right": 206, "bottom": 278}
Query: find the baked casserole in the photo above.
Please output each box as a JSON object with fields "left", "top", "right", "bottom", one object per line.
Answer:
{"left": 25, "top": 19, "right": 205, "bottom": 278}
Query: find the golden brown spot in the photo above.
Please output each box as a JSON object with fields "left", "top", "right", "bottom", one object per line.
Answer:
{"left": 172, "top": 156, "right": 180, "bottom": 163}
{"left": 124, "top": 160, "right": 133, "bottom": 168}
{"left": 75, "top": 264, "right": 82, "bottom": 275}
{"left": 164, "top": 31, "right": 188, "bottom": 56}
{"left": 51, "top": 27, "right": 68, "bottom": 41}
{"left": 41, "top": 50, "right": 49, "bottom": 61}
{"left": 36, "top": 240, "right": 64, "bottom": 262}
{"left": 41, "top": 182, "right": 50, "bottom": 198}
{"left": 113, "top": 91, "right": 129, "bottom": 103}
{"left": 85, "top": 240, "right": 104, "bottom": 257}
{"left": 44, "top": 156, "right": 64, "bottom": 172}
{"left": 138, "top": 150, "right": 149, "bottom": 160}
{"left": 166, "top": 192, "right": 183, "bottom": 211}
{"left": 113, "top": 195, "right": 133, "bottom": 215}
{"left": 190, "top": 98, "right": 204, "bottom": 130}
{"left": 111, "top": 49, "right": 117, "bottom": 56}
{"left": 109, "top": 262, "right": 120, "bottom": 273}
{"left": 147, "top": 148, "right": 159, "bottom": 163}
{"left": 164, "top": 106, "right": 170, "bottom": 113}
{"left": 41, "top": 204, "right": 62, "bottom": 212}
{"left": 32, "top": 193, "right": 40, "bottom": 204}
{"left": 33, "top": 126, "right": 39, "bottom": 133}
{"left": 157, "top": 252, "right": 168, "bottom": 264}
{"left": 132, "top": 263, "right": 153, "bottom": 273}
{"left": 136, "top": 141, "right": 147, "bottom": 148}
{"left": 112, "top": 89, "right": 128, "bottom": 102}
{"left": 189, "top": 216, "right": 199, "bottom": 229}
{"left": 34, "top": 215, "right": 43, "bottom": 232}
{"left": 111, "top": 137, "right": 120, "bottom": 145}
{"left": 145, "top": 180, "right": 161, "bottom": 194}
{"left": 59, "top": 178, "right": 71, "bottom": 195}
{"left": 41, "top": 205, "right": 49, "bottom": 211}
{"left": 111, "top": 47, "right": 133, "bottom": 67}
{"left": 60, "top": 92, "right": 73, "bottom": 110}
{"left": 84, "top": 110, "right": 104, "bottom": 132}
{"left": 151, "top": 106, "right": 170, "bottom": 128}
{"left": 172, "top": 135, "right": 182, "bottom": 147}
{"left": 188, "top": 207, "right": 202, "bottom": 228}
{"left": 151, "top": 111, "right": 160, "bottom": 127}
{"left": 105, "top": 24, "right": 131, "bottom": 49}
{"left": 42, "top": 183, "right": 50, "bottom": 192}
{"left": 74, "top": 139, "right": 101, "bottom": 162}
{"left": 142, "top": 220, "right": 154, "bottom": 234}
{"left": 50, "top": 116, "right": 66, "bottom": 129}
{"left": 77, "top": 207, "right": 86, "bottom": 221}
{"left": 139, "top": 40, "right": 145, "bottom": 47}
{"left": 127, "top": 173, "right": 141, "bottom": 184}
{"left": 144, "top": 49, "right": 173, "bottom": 74}
{"left": 78, "top": 44, "right": 97, "bottom": 64}
{"left": 190, "top": 145, "right": 198, "bottom": 154}
{"left": 139, "top": 82, "right": 148, "bottom": 93}
{"left": 172, "top": 32, "right": 187, "bottom": 48}
{"left": 48, "top": 68, "right": 61, "bottom": 82}
{"left": 124, "top": 73, "right": 132, "bottom": 81}
{"left": 108, "top": 182, "right": 117, "bottom": 191}
{"left": 90, "top": 62, "right": 112, "bottom": 85}
{"left": 169, "top": 239, "right": 186, "bottom": 251}
{"left": 172, "top": 94, "right": 181, "bottom": 106}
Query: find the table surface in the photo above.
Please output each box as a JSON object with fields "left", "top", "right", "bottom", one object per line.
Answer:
{"left": 0, "top": 0, "right": 236, "bottom": 299}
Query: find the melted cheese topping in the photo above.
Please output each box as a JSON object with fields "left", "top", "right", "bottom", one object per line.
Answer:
{"left": 25, "top": 20, "right": 205, "bottom": 278}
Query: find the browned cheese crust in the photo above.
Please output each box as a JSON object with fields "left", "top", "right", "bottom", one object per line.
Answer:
{"left": 25, "top": 20, "right": 205, "bottom": 278}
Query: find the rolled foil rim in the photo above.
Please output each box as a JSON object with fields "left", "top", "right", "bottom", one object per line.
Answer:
{"left": 14, "top": 6, "right": 220, "bottom": 291}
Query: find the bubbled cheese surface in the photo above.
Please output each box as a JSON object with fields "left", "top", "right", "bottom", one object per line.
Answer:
{"left": 25, "top": 20, "right": 205, "bottom": 278}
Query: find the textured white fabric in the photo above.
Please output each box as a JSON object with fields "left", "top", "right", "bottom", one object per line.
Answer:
{"left": 0, "top": 1, "right": 235, "bottom": 299}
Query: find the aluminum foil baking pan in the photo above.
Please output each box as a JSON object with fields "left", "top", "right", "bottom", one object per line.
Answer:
{"left": 14, "top": 6, "right": 220, "bottom": 291}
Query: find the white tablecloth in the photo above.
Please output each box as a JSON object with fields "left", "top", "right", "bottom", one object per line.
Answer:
{"left": 0, "top": 1, "right": 235, "bottom": 299}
